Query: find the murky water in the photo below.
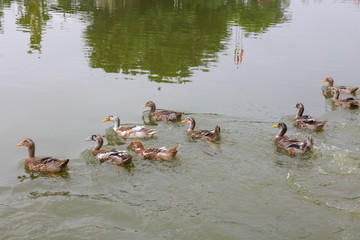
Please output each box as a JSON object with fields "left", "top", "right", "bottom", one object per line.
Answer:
{"left": 1, "top": 0, "right": 360, "bottom": 239}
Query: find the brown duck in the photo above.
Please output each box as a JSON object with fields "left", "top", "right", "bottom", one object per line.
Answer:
{"left": 294, "top": 103, "right": 327, "bottom": 130}
{"left": 86, "top": 134, "right": 132, "bottom": 166}
{"left": 142, "top": 100, "right": 183, "bottom": 121}
{"left": 273, "top": 122, "right": 313, "bottom": 154}
{"left": 181, "top": 117, "right": 221, "bottom": 142}
{"left": 128, "top": 141, "right": 180, "bottom": 161}
{"left": 322, "top": 77, "right": 358, "bottom": 94}
{"left": 332, "top": 88, "right": 360, "bottom": 108}
{"left": 17, "top": 138, "right": 69, "bottom": 172}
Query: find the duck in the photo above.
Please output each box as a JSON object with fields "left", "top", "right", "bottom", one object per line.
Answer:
{"left": 17, "top": 138, "right": 69, "bottom": 172}
{"left": 294, "top": 103, "right": 327, "bottom": 130}
{"left": 128, "top": 141, "right": 180, "bottom": 161}
{"left": 102, "top": 115, "right": 157, "bottom": 138}
{"left": 141, "top": 100, "right": 183, "bottom": 121}
{"left": 322, "top": 77, "right": 358, "bottom": 94}
{"left": 85, "top": 134, "right": 132, "bottom": 166}
{"left": 332, "top": 88, "right": 360, "bottom": 108}
{"left": 181, "top": 117, "right": 221, "bottom": 142}
{"left": 273, "top": 122, "right": 313, "bottom": 154}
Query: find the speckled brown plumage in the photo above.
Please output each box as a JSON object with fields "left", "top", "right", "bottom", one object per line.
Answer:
{"left": 17, "top": 138, "right": 69, "bottom": 172}
{"left": 332, "top": 89, "right": 360, "bottom": 108}
{"left": 142, "top": 100, "right": 183, "bottom": 121}
{"left": 86, "top": 134, "right": 132, "bottom": 166}
{"left": 128, "top": 141, "right": 180, "bottom": 161}
{"left": 181, "top": 117, "right": 221, "bottom": 142}
{"left": 322, "top": 77, "right": 358, "bottom": 94}
{"left": 273, "top": 122, "right": 313, "bottom": 154}
{"left": 294, "top": 103, "right": 327, "bottom": 130}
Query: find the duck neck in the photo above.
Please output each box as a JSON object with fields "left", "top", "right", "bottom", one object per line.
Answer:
{"left": 149, "top": 103, "right": 156, "bottom": 114}
{"left": 296, "top": 105, "right": 304, "bottom": 117}
{"left": 27, "top": 144, "right": 35, "bottom": 158}
{"left": 113, "top": 117, "right": 120, "bottom": 129}
{"left": 276, "top": 125, "right": 287, "bottom": 138}
{"left": 93, "top": 137, "right": 103, "bottom": 151}
{"left": 132, "top": 142, "right": 145, "bottom": 153}
{"left": 188, "top": 119, "right": 195, "bottom": 131}
{"left": 327, "top": 78, "right": 334, "bottom": 87}
{"left": 135, "top": 145, "right": 145, "bottom": 153}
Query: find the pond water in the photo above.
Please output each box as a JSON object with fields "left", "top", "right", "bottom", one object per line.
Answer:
{"left": 1, "top": 0, "right": 360, "bottom": 239}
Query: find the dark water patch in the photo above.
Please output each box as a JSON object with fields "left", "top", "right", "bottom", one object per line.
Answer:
{"left": 28, "top": 190, "right": 122, "bottom": 203}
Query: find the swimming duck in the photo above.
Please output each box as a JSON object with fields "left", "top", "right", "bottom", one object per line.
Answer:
{"left": 17, "top": 138, "right": 69, "bottom": 172}
{"left": 85, "top": 134, "right": 132, "bottom": 166}
{"left": 102, "top": 115, "right": 157, "bottom": 138}
{"left": 273, "top": 122, "right": 313, "bottom": 154}
{"left": 128, "top": 141, "right": 180, "bottom": 161}
{"left": 181, "top": 117, "right": 221, "bottom": 142}
{"left": 332, "top": 89, "right": 360, "bottom": 108}
{"left": 322, "top": 77, "right": 358, "bottom": 94}
{"left": 141, "top": 100, "right": 183, "bottom": 121}
{"left": 294, "top": 103, "right": 327, "bottom": 130}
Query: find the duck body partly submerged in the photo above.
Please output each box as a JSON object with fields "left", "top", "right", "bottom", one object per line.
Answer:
{"left": 332, "top": 89, "right": 360, "bottom": 108}
{"left": 181, "top": 117, "right": 221, "bottom": 142}
{"left": 86, "top": 134, "right": 132, "bottom": 166}
{"left": 17, "top": 138, "right": 69, "bottom": 172}
{"left": 322, "top": 77, "right": 358, "bottom": 94}
{"left": 128, "top": 141, "right": 180, "bottom": 161}
{"left": 294, "top": 103, "right": 327, "bottom": 130}
{"left": 273, "top": 122, "right": 313, "bottom": 154}
{"left": 103, "top": 115, "right": 157, "bottom": 138}
{"left": 142, "top": 101, "right": 183, "bottom": 121}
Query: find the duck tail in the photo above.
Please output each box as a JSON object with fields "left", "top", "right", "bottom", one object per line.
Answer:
{"left": 319, "top": 120, "right": 328, "bottom": 128}
{"left": 168, "top": 144, "right": 181, "bottom": 156}
{"left": 150, "top": 129, "right": 158, "bottom": 135}
{"left": 60, "top": 159, "right": 70, "bottom": 170}
{"left": 305, "top": 137, "right": 314, "bottom": 150}
{"left": 123, "top": 155, "right": 133, "bottom": 165}
{"left": 214, "top": 125, "right": 221, "bottom": 138}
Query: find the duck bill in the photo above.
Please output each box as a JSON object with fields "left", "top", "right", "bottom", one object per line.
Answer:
{"left": 273, "top": 124, "right": 279, "bottom": 128}
{"left": 141, "top": 104, "right": 146, "bottom": 108}
{"left": 16, "top": 142, "right": 24, "bottom": 146}
{"left": 321, "top": 78, "right": 327, "bottom": 82}
{"left": 181, "top": 119, "right": 188, "bottom": 123}
{"left": 102, "top": 117, "right": 110, "bottom": 122}
{"left": 85, "top": 136, "right": 93, "bottom": 141}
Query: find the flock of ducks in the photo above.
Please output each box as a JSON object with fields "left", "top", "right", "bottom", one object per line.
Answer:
{"left": 17, "top": 78, "right": 359, "bottom": 173}
{"left": 17, "top": 100, "right": 221, "bottom": 173}
{"left": 273, "top": 77, "right": 359, "bottom": 155}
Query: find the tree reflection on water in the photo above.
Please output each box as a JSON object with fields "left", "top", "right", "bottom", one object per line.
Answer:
{"left": 3, "top": 0, "right": 290, "bottom": 82}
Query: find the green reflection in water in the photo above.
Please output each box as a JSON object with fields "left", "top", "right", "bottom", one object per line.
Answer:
{"left": 0, "top": 0, "right": 11, "bottom": 34}
{"left": 84, "top": 0, "right": 290, "bottom": 82}
{"left": 8, "top": 0, "right": 289, "bottom": 81}
{"left": 230, "top": 0, "right": 290, "bottom": 37}
{"left": 16, "top": 0, "right": 51, "bottom": 53}
{"left": 84, "top": 0, "right": 229, "bottom": 83}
